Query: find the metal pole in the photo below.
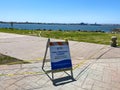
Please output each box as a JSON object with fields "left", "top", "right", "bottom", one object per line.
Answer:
{"left": 42, "top": 38, "right": 50, "bottom": 70}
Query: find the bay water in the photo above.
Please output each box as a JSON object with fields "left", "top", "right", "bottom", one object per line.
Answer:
{"left": 0, "top": 23, "right": 120, "bottom": 32}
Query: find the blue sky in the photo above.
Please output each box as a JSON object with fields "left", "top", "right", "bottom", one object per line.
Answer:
{"left": 0, "top": 0, "right": 120, "bottom": 24}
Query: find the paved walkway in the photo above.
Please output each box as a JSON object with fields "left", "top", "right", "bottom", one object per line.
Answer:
{"left": 0, "top": 32, "right": 120, "bottom": 90}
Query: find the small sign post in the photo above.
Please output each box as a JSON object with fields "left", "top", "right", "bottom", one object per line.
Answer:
{"left": 42, "top": 38, "right": 73, "bottom": 81}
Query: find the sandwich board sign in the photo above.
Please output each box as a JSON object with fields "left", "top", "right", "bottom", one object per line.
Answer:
{"left": 42, "top": 39, "right": 73, "bottom": 80}
{"left": 49, "top": 42, "right": 72, "bottom": 70}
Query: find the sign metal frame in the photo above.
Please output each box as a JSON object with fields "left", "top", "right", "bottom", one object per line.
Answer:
{"left": 42, "top": 38, "right": 73, "bottom": 80}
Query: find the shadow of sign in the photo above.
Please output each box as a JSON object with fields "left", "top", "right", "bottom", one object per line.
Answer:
{"left": 52, "top": 75, "right": 76, "bottom": 86}
{"left": 42, "top": 69, "right": 76, "bottom": 86}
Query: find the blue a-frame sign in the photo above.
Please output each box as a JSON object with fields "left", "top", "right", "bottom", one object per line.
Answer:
{"left": 49, "top": 42, "right": 72, "bottom": 70}
{"left": 42, "top": 39, "right": 73, "bottom": 80}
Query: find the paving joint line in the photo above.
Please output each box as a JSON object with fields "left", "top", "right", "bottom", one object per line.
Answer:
{"left": 0, "top": 46, "right": 108, "bottom": 77}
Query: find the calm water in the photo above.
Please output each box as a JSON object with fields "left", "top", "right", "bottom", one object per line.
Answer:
{"left": 0, "top": 23, "right": 120, "bottom": 32}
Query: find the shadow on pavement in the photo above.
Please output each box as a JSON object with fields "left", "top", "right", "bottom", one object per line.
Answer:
{"left": 0, "top": 53, "right": 29, "bottom": 65}
{"left": 52, "top": 75, "right": 76, "bottom": 86}
{"left": 42, "top": 69, "right": 76, "bottom": 86}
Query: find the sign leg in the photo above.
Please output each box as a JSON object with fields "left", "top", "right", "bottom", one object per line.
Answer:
{"left": 52, "top": 72, "right": 54, "bottom": 80}
{"left": 71, "top": 69, "right": 73, "bottom": 78}
{"left": 42, "top": 38, "right": 50, "bottom": 70}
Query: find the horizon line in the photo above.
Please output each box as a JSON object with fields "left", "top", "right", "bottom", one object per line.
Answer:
{"left": 0, "top": 21, "right": 120, "bottom": 25}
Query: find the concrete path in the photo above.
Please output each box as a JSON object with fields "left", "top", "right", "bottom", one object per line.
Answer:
{"left": 0, "top": 32, "right": 120, "bottom": 90}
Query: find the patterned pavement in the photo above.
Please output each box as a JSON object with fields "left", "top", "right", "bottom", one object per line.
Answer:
{"left": 0, "top": 32, "right": 120, "bottom": 90}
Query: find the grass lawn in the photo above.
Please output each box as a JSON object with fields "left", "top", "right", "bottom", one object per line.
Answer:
{"left": 0, "top": 28, "right": 119, "bottom": 45}
{"left": 41, "top": 31, "right": 120, "bottom": 45}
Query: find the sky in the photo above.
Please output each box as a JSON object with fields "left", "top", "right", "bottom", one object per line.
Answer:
{"left": 0, "top": 0, "right": 120, "bottom": 24}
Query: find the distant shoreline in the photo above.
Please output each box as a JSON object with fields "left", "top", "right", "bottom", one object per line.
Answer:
{"left": 0, "top": 21, "right": 120, "bottom": 26}
{"left": 1, "top": 22, "right": 120, "bottom": 32}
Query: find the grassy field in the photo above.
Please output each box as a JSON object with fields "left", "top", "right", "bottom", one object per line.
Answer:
{"left": 41, "top": 31, "right": 120, "bottom": 45}
{"left": 0, "top": 28, "right": 120, "bottom": 45}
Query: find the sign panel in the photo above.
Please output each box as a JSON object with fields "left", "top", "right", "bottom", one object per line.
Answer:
{"left": 49, "top": 42, "right": 72, "bottom": 70}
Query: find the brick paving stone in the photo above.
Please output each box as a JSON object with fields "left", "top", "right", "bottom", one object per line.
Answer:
{"left": 37, "top": 85, "right": 61, "bottom": 90}
{"left": 75, "top": 67, "right": 90, "bottom": 80}
{"left": 36, "top": 74, "right": 51, "bottom": 86}
{"left": 0, "top": 33, "right": 120, "bottom": 90}
{"left": 90, "top": 63, "right": 98, "bottom": 70}
{"left": 92, "top": 85, "right": 108, "bottom": 90}
{"left": 24, "top": 83, "right": 40, "bottom": 90}
{"left": 0, "top": 85, "right": 4, "bottom": 90}
{"left": 82, "top": 78, "right": 95, "bottom": 90}
{"left": 0, "top": 79, "right": 17, "bottom": 89}
{"left": 111, "top": 82, "right": 120, "bottom": 89}
{"left": 88, "top": 70, "right": 103, "bottom": 81}
{"left": 5, "top": 84, "right": 20, "bottom": 90}
{"left": 94, "top": 80, "right": 112, "bottom": 90}
{"left": 22, "top": 63, "right": 43, "bottom": 68}
{"left": 95, "top": 63, "right": 105, "bottom": 72}
{"left": 72, "top": 76, "right": 87, "bottom": 88}
{"left": 111, "top": 87, "right": 120, "bottom": 90}
{"left": 103, "top": 69, "right": 112, "bottom": 83}
{"left": 0, "top": 65, "right": 23, "bottom": 71}
{"left": 59, "top": 83, "right": 85, "bottom": 90}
